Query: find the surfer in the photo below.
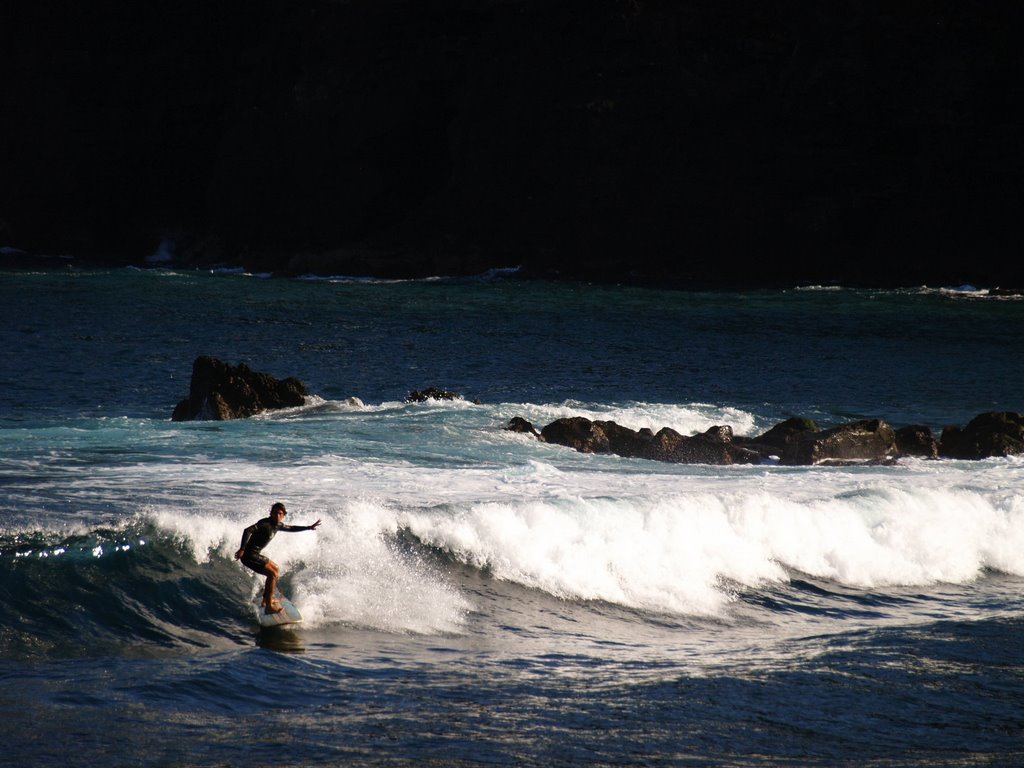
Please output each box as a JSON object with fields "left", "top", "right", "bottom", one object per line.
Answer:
{"left": 235, "top": 502, "right": 321, "bottom": 614}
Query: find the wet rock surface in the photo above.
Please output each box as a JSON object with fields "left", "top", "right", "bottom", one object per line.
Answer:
{"left": 171, "top": 356, "right": 307, "bottom": 421}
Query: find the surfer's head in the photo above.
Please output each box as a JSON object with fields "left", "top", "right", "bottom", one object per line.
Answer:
{"left": 270, "top": 502, "right": 287, "bottom": 519}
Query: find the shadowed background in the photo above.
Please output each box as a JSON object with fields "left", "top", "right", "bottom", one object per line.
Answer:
{"left": 3, "top": 0, "right": 1022, "bottom": 287}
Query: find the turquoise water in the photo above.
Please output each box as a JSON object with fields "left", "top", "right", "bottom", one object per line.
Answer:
{"left": 2, "top": 268, "right": 1023, "bottom": 766}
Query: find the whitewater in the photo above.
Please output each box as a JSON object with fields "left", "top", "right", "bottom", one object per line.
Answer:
{"left": 1, "top": 267, "right": 1023, "bottom": 766}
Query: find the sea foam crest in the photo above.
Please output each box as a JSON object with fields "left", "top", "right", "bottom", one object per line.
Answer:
{"left": 400, "top": 496, "right": 769, "bottom": 617}
{"left": 146, "top": 464, "right": 1024, "bottom": 627}
{"left": 397, "top": 483, "right": 1024, "bottom": 617}
{"left": 505, "top": 400, "right": 761, "bottom": 437}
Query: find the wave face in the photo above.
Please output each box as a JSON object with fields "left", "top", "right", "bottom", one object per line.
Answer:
{"left": 0, "top": 524, "right": 251, "bottom": 658}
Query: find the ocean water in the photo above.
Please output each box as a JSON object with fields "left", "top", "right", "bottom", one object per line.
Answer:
{"left": 1, "top": 267, "right": 1023, "bottom": 767}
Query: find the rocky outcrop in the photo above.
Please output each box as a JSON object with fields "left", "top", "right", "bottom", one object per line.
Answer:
{"left": 510, "top": 412, "right": 1020, "bottom": 466}
{"left": 939, "top": 412, "right": 1024, "bottom": 459}
{"left": 526, "top": 415, "right": 898, "bottom": 466}
{"left": 171, "top": 356, "right": 307, "bottom": 421}
{"left": 735, "top": 417, "right": 819, "bottom": 459}
{"left": 774, "top": 419, "right": 898, "bottom": 466}
{"left": 639, "top": 425, "right": 762, "bottom": 465}
{"left": 732, "top": 417, "right": 902, "bottom": 465}
{"left": 528, "top": 417, "right": 761, "bottom": 465}
{"left": 895, "top": 425, "right": 940, "bottom": 459}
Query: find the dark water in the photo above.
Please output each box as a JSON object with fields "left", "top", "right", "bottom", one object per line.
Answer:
{"left": 1, "top": 269, "right": 1023, "bottom": 766}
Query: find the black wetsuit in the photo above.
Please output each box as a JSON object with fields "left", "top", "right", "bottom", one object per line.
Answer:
{"left": 239, "top": 517, "right": 309, "bottom": 575}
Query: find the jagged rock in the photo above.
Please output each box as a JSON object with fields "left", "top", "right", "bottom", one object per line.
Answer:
{"left": 517, "top": 412, "right": 1024, "bottom": 466}
{"left": 736, "top": 417, "right": 819, "bottom": 459}
{"left": 516, "top": 412, "right": 1024, "bottom": 466}
{"left": 781, "top": 419, "right": 898, "bottom": 465}
{"left": 171, "top": 356, "right": 307, "bottom": 421}
{"left": 895, "top": 425, "right": 940, "bottom": 459}
{"left": 538, "top": 417, "right": 760, "bottom": 465}
{"left": 939, "top": 412, "right": 1024, "bottom": 459}
{"left": 540, "top": 417, "right": 609, "bottom": 453}
{"left": 643, "top": 425, "right": 761, "bottom": 465}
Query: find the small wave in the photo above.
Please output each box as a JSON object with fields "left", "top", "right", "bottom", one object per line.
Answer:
{"left": 252, "top": 395, "right": 484, "bottom": 422}
{"left": 792, "top": 283, "right": 1024, "bottom": 302}
{"left": 892, "top": 284, "right": 1024, "bottom": 301}
{"left": 793, "top": 284, "right": 845, "bottom": 292}
{"left": 208, "top": 266, "right": 273, "bottom": 278}
{"left": 296, "top": 265, "right": 520, "bottom": 284}
{"left": 296, "top": 273, "right": 415, "bottom": 284}
{"left": 252, "top": 395, "right": 367, "bottom": 420}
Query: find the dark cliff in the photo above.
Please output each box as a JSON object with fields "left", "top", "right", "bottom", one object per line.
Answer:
{"left": 4, "top": 1, "right": 1022, "bottom": 287}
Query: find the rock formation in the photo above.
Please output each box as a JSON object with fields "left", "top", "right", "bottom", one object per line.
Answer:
{"left": 894, "top": 425, "right": 941, "bottom": 459}
{"left": 939, "top": 412, "right": 1024, "bottom": 459}
{"left": 510, "top": 412, "right": 1022, "bottom": 466}
{"left": 774, "top": 419, "right": 898, "bottom": 466}
{"left": 533, "top": 417, "right": 760, "bottom": 465}
{"left": 171, "top": 356, "right": 307, "bottom": 421}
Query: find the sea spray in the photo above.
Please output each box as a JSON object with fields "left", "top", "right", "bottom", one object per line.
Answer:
{"left": 152, "top": 500, "right": 471, "bottom": 634}
{"left": 294, "top": 498, "right": 472, "bottom": 634}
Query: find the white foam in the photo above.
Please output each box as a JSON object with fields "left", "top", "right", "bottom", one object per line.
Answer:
{"left": 400, "top": 496, "right": 770, "bottom": 616}
{"left": 294, "top": 499, "right": 471, "bottom": 634}
{"left": 393, "top": 478, "right": 1024, "bottom": 615}
{"left": 150, "top": 499, "right": 471, "bottom": 635}
{"left": 500, "top": 400, "right": 761, "bottom": 437}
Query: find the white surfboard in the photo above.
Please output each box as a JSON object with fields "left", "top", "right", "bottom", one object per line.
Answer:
{"left": 253, "top": 588, "right": 303, "bottom": 628}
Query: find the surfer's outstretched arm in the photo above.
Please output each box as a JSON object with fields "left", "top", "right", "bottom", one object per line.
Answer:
{"left": 279, "top": 519, "right": 321, "bottom": 532}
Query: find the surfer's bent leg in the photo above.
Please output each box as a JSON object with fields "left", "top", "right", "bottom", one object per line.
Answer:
{"left": 263, "top": 560, "right": 282, "bottom": 612}
{"left": 241, "top": 553, "right": 282, "bottom": 613}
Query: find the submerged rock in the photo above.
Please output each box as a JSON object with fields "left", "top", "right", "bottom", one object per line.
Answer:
{"left": 506, "top": 417, "right": 541, "bottom": 438}
{"left": 171, "top": 356, "right": 307, "bottom": 421}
